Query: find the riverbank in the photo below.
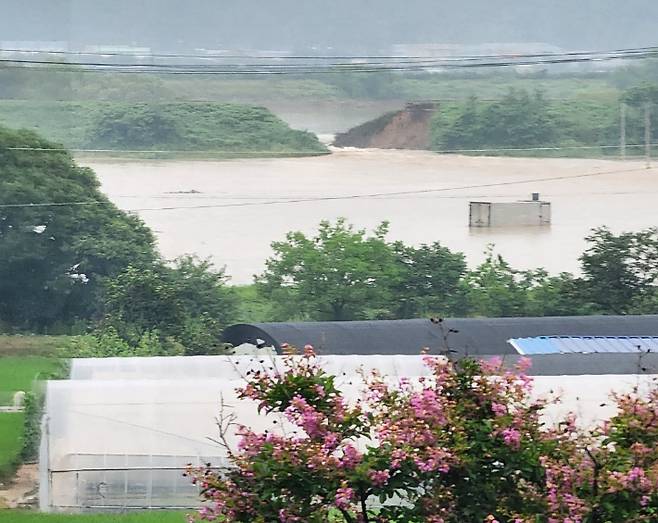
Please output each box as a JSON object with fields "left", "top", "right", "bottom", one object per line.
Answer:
{"left": 0, "top": 101, "right": 328, "bottom": 158}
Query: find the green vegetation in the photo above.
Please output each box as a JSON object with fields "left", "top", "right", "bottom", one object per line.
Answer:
{"left": 6, "top": 65, "right": 658, "bottom": 159}
{"left": 85, "top": 103, "right": 327, "bottom": 155}
{"left": 0, "top": 126, "right": 159, "bottom": 332}
{"left": 430, "top": 84, "right": 658, "bottom": 157}
{"left": 97, "top": 256, "right": 238, "bottom": 355}
{"left": 0, "top": 513, "right": 185, "bottom": 523}
{"left": 0, "top": 101, "right": 327, "bottom": 157}
{"left": 257, "top": 219, "right": 404, "bottom": 321}
{"left": 257, "top": 219, "right": 658, "bottom": 321}
{"left": 0, "top": 357, "right": 59, "bottom": 401}
{"left": 0, "top": 128, "right": 239, "bottom": 353}
{"left": 0, "top": 336, "right": 72, "bottom": 357}
{"left": 234, "top": 285, "right": 275, "bottom": 324}
{"left": 0, "top": 413, "right": 24, "bottom": 480}
{"left": 0, "top": 338, "right": 70, "bottom": 471}
{"left": 0, "top": 337, "right": 70, "bottom": 479}
{"left": 0, "top": 67, "right": 620, "bottom": 104}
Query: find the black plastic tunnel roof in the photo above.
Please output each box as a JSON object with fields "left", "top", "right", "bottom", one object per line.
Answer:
{"left": 223, "top": 315, "right": 658, "bottom": 357}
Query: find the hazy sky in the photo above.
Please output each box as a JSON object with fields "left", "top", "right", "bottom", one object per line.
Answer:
{"left": 2, "top": 1, "right": 657, "bottom": 52}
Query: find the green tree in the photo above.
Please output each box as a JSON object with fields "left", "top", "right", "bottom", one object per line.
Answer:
{"left": 438, "top": 89, "right": 559, "bottom": 152}
{"left": 524, "top": 270, "right": 592, "bottom": 317}
{"left": 580, "top": 227, "right": 658, "bottom": 314}
{"left": 461, "top": 247, "right": 530, "bottom": 317}
{"left": 612, "top": 84, "right": 658, "bottom": 150}
{"left": 481, "top": 89, "right": 557, "bottom": 148}
{"left": 0, "top": 126, "right": 158, "bottom": 331}
{"left": 621, "top": 83, "right": 658, "bottom": 107}
{"left": 102, "top": 256, "right": 238, "bottom": 354}
{"left": 391, "top": 241, "right": 467, "bottom": 318}
{"left": 256, "top": 219, "right": 400, "bottom": 321}
{"left": 440, "top": 96, "right": 482, "bottom": 151}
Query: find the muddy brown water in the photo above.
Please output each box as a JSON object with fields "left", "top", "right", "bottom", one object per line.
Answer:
{"left": 84, "top": 149, "right": 658, "bottom": 284}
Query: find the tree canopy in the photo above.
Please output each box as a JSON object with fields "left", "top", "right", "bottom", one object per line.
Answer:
{"left": 438, "top": 90, "right": 558, "bottom": 152}
{"left": 0, "top": 126, "right": 158, "bottom": 331}
{"left": 256, "top": 219, "right": 658, "bottom": 322}
{"left": 102, "top": 256, "right": 239, "bottom": 355}
{"left": 0, "top": 126, "right": 238, "bottom": 351}
{"left": 257, "top": 219, "right": 401, "bottom": 321}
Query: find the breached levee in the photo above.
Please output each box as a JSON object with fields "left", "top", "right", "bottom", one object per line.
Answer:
{"left": 333, "top": 102, "right": 438, "bottom": 150}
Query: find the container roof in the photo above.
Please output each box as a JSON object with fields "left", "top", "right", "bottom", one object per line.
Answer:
{"left": 223, "top": 315, "right": 658, "bottom": 357}
{"left": 510, "top": 336, "right": 658, "bottom": 355}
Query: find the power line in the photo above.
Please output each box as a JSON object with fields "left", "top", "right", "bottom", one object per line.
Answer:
{"left": 0, "top": 166, "right": 651, "bottom": 212}
{"left": 1, "top": 47, "right": 653, "bottom": 68}
{"left": 2, "top": 45, "right": 656, "bottom": 61}
{"left": 0, "top": 47, "right": 655, "bottom": 75}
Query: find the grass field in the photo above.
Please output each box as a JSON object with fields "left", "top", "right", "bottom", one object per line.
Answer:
{"left": 0, "top": 336, "right": 72, "bottom": 358}
{"left": 0, "top": 413, "right": 25, "bottom": 479}
{"left": 0, "top": 337, "right": 69, "bottom": 481}
{"left": 0, "top": 512, "right": 186, "bottom": 523}
{"left": 0, "top": 357, "right": 61, "bottom": 399}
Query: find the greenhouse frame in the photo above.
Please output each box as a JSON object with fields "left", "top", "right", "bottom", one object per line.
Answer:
{"left": 40, "top": 350, "right": 658, "bottom": 512}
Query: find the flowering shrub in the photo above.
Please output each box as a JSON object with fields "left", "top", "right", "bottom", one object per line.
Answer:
{"left": 187, "top": 347, "right": 658, "bottom": 522}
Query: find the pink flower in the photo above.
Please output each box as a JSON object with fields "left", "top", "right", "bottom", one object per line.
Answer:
{"left": 285, "top": 395, "right": 326, "bottom": 438}
{"left": 334, "top": 485, "right": 355, "bottom": 510}
{"left": 501, "top": 427, "right": 521, "bottom": 449}
{"left": 369, "top": 469, "right": 390, "bottom": 486}
{"left": 338, "top": 443, "right": 362, "bottom": 469}
{"left": 516, "top": 356, "right": 532, "bottom": 373}
{"left": 491, "top": 402, "right": 507, "bottom": 416}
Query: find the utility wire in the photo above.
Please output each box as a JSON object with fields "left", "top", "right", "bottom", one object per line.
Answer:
{"left": 0, "top": 166, "right": 651, "bottom": 212}
{"left": 1, "top": 47, "right": 653, "bottom": 68}
{"left": 2, "top": 45, "right": 656, "bottom": 61}
{"left": 0, "top": 47, "right": 655, "bottom": 75}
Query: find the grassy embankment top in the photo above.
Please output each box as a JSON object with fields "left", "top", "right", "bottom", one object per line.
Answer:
{"left": 0, "top": 101, "right": 328, "bottom": 159}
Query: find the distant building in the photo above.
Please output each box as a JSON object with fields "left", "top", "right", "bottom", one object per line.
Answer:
{"left": 391, "top": 42, "right": 564, "bottom": 58}
{"left": 0, "top": 41, "right": 69, "bottom": 55}
{"left": 82, "top": 45, "right": 151, "bottom": 55}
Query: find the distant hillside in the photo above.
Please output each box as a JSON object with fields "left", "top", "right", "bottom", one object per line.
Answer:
{"left": 333, "top": 103, "right": 437, "bottom": 149}
{"left": 0, "top": 101, "right": 328, "bottom": 158}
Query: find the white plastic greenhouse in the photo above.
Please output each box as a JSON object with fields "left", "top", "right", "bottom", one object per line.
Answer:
{"left": 40, "top": 355, "right": 658, "bottom": 512}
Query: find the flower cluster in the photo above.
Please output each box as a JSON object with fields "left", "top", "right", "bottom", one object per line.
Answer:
{"left": 187, "top": 348, "right": 658, "bottom": 523}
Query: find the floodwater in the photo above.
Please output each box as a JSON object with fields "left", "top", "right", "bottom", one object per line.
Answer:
{"left": 85, "top": 150, "right": 658, "bottom": 284}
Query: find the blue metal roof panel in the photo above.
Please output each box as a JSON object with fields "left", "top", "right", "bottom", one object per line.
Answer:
{"left": 509, "top": 336, "right": 658, "bottom": 355}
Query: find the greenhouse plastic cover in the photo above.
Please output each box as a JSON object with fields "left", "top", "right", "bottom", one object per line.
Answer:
{"left": 42, "top": 355, "right": 658, "bottom": 512}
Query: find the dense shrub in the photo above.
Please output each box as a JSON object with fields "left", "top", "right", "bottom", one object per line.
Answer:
{"left": 85, "top": 103, "right": 328, "bottom": 154}
{"left": 60, "top": 328, "right": 184, "bottom": 358}
{"left": 188, "top": 348, "right": 658, "bottom": 522}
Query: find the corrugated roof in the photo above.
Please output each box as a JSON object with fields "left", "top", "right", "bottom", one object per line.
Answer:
{"left": 223, "top": 315, "right": 658, "bottom": 357}
{"left": 509, "top": 336, "right": 658, "bottom": 355}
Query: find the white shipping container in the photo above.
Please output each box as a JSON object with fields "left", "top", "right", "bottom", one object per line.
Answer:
{"left": 469, "top": 201, "right": 551, "bottom": 227}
